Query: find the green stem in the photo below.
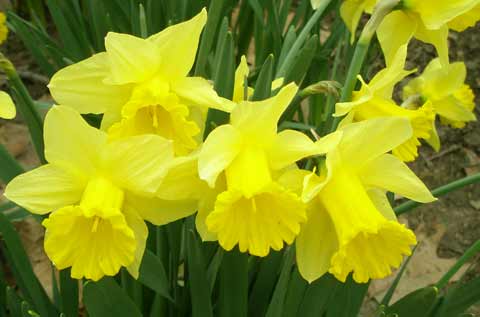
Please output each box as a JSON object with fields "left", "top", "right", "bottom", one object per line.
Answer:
{"left": 329, "top": 0, "right": 400, "bottom": 132}
{"left": 0, "top": 143, "right": 24, "bottom": 183}
{"left": 436, "top": 239, "right": 480, "bottom": 289}
{"left": 394, "top": 173, "right": 480, "bottom": 215}
{"left": 275, "top": 0, "right": 333, "bottom": 78}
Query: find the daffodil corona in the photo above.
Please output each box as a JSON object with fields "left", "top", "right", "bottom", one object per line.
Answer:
{"left": 5, "top": 106, "right": 197, "bottom": 281}
{"left": 198, "top": 83, "right": 342, "bottom": 256}
{"left": 296, "top": 118, "right": 436, "bottom": 283}
{"left": 48, "top": 9, "right": 234, "bottom": 155}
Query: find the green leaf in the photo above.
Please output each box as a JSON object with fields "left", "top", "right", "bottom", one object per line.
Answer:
{"left": 281, "top": 268, "right": 308, "bottom": 317}
{"left": 138, "top": 250, "right": 172, "bottom": 301}
{"left": 265, "top": 248, "right": 295, "bottom": 317}
{"left": 0, "top": 267, "right": 8, "bottom": 316}
{"left": 326, "top": 275, "right": 369, "bottom": 317}
{"left": 59, "top": 269, "right": 78, "bottom": 317}
{"left": 385, "top": 286, "right": 438, "bottom": 317}
{"left": 436, "top": 277, "right": 480, "bottom": 317}
{"left": 194, "top": 0, "right": 225, "bottom": 77}
{"left": 249, "top": 251, "right": 283, "bottom": 317}
{"left": 6, "top": 287, "right": 22, "bottom": 317}
{"left": 83, "top": 278, "right": 142, "bottom": 317}
{"left": 0, "top": 212, "right": 57, "bottom": 316}
{"left": 297, "top": 274, "right": 339, "bottom": 317}
{"left": 251, "top": 54, "right": 274, "bottom": 101}
{"left": 284, "top": 34, "right": 318, "bottom": 85}
{"left": 0, "top": 143, "right": 23, "bottom": 183}
{"left": 219, "top": 249, "right": 248, "bottom": 317}
{"left": 21, "top": 301, "right": 39, "bottom": 317}
{"left": 186, "top": 230, "right": 214, "bottom": 317}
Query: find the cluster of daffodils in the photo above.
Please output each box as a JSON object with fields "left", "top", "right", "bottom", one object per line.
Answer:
{"left": 3, "top": 3, "right": 477, "bottom": 285}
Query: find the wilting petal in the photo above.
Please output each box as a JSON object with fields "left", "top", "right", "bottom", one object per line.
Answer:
{"left": 358, "top": 153, "right": 435, "bottom": 203}
{"left": 48, "top": 53, "right": 132, "bottom": 114}
{"left": 104, "top": 32, "right": 160, "bottom": 84}
{"left": 199, "top": 124, "right": 243, "bottom": 187}
{"left": 5, "top": 164, "right": 86, "bottom": 215}
{"left": 296, "top": 202, "right": 338, "bottom": 283}
{"left": 44, "top": 106, "right": 107, "bottom": 175}
{"left": 377, "top": 11, "right": 416, "bottom": 66}
{"left": 148, "top": 9, "right": 207, "bottom": 81}
{"left": 0, "top": 91, "right": 16, "bottom": 119}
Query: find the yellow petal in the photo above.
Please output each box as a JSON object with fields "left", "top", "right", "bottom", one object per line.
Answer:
{"left": 425, "top": 120, "right": 441, "bottom": 151}
{"left": 0, "top": 91, "right": 16, "bottom": 119}
{"left": 367, "top": 188, "right": 397, "bottom": 221}
{"left": 4, "top": 164, "right": 86, "bottom": 215}
{"left": 104, "top": 32, "right": 160, "bottom": 84}
{"left": 198, "top": 124, "right": 243, "bottom": 187}
{"left": 377, "top": 11, "right": 416, "bottom": 66}
{"left": 230, "top": 83, "right": 298, "bottom": 139}
{"left": 411, "top": 0, "right": 479, "bottom": 30}
{"left": 419, "top": 59, "right": 466, "bottom": 98}
{"left": 206, "top": 183, "right": 306, "bottom": 256}
{"left": 296, "top": 202, "right": 338, "bottom": 283}
{"left": 172, "top": 77, "right": 235, "bottom": 112}
{"left": 358, "top": 153, "right": 436, "bottom": 203}
{"left": 271, "top": 78, "right": 284, "bottom": 91}
{"left": 102, "top": 135, "right": 175, "bottom": 194}
{"left": 44, "top": 106, "right": 107, "bottom": 175}
{"left": 44, "top": 206, "right": 136, "bottom": 281}
{"left": 126, "top": 193, "right": 197, "bottom": 226}
{"left": 48, "top": 53, "right": 132, "bottom": 114}
{"left": 338, "top": 117, "right": 413, "bottom": 170}
{"left": 414, "top": 23, "right": 449, "bottom": 66}
{"left": 148, "top": 9, "right": 207, "bottom": 81}
{"left": 233, "top": 55, "right": 250, "bottom": 103}
{"left": 196, "top": 182, "right": 225, "bottom": 242}
{"left": 340, "top": 0, "right": 367, "bottom": 43}
{"left": 448, "top": 4, "right": 480, "bottom": 31}
{"left": 335, "top": 76, "right": 373, "bottom": 116}
{"left": 156, "top": 154, "right": 209, "bottom": 201}
{"left": 124, "top": 207, "right": 148, "bottom": 279}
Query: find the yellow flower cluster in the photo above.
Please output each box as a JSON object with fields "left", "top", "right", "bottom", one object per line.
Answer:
{"left": 3, "top": 4, "right": 475, "bottom": 285}
{"left": 338, "top": 0, "right": 478, "bottom": 161}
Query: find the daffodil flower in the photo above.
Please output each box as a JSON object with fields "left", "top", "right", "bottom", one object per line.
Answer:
{"left": 448, "top": 4, "right": 480, "bottom": 31}
{"left": 340, "top": 0, "right": 377, "bottom": 43}
{"left": 294, "top": 117, "right": 435, "bottom": 283}
{"left": 4, "top": 106, "right": 197, "bottom": 281}
{"left": 0, "top": 91, "right": 16, "bottom": 119}
{"left": 197, "top": 83, "right": 342, "bottom": 256}
{"left": 403, "top": 58, "right": 477, "bottom": 151}
{"left": 335, "top": 45, "right": 435, "bottom": 162}
{"left": 376, "top": 0, "right": 478, "bottom": 66}
{"left": 48, "top": 9, "right": 234, "bottom": 155}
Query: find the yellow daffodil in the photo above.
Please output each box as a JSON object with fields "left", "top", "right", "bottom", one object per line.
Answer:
{"left": 0, "top": 91, "right": 15, "bottom": 119}
{"left": 0, "top": 12, "right": 8, "bottom": 45}
{"left": 403, "top": 58, "right": 477, "bottom": 151}
{"left": 4, "top": 106, "right": 197, "bottom": 281}
{"left": 335, "top": 45, "right": 435, "bottom": 162}
{"left": 48, "top": 9, "right": 234, "bottom": 156}
{"left": 377, "top": 0, "right": 478, "bottom": 66}
{"left": 198, "top": 83, "right": 342, "bottom": 256}
{"left": 448, "top": 4, "right": 480, "bottom": 31}
{"left": 295, "top": 117, "right": 435, "bottom": 283}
